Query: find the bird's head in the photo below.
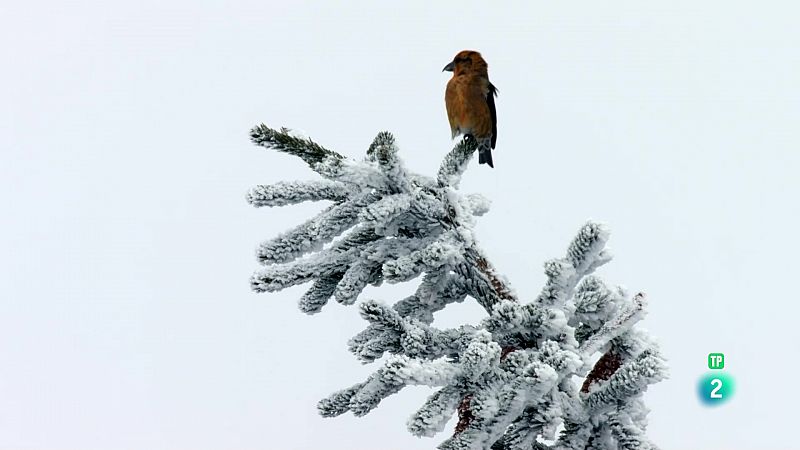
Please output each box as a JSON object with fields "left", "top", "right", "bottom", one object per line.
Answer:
{"left": 442, "top": 50, "right": 488, "bottom": 76}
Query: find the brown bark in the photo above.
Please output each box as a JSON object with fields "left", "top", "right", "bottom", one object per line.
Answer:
{"left": 581, "top": 350, "right": 622, "bottom": 393}
{"left": 475, "top": 256, "right": 517, "bottom": 302}
{"left": 455, "top": 395, "right": 474, "bottom": 435}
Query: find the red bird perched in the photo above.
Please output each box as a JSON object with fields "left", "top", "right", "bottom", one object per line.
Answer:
{"left": 443, "top": 50, "right": 498, "bottom": 168}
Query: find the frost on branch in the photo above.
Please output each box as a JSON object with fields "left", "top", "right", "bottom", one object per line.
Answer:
{"left": 248, "top": 125, "right": 667, "bottom": 449}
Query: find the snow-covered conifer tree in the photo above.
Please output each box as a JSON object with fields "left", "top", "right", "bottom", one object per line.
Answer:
{"left": 247, "top": 125, "right": 667, "bottom": 450}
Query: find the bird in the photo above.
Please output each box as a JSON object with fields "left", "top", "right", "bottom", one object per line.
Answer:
{"left": 443, "top": 50, "right": 498, "bottom": 168}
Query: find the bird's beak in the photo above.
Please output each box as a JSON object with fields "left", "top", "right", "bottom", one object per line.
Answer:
{"left": 442, "top": 61, "right": 455, "bottom": 72}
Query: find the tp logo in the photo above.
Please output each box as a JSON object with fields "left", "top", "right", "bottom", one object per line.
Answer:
{"left": 708, "top": 353, "right": 724, "bottom": 370}
{"left": 698, "top": 352, "right": 735, "bottom": 406}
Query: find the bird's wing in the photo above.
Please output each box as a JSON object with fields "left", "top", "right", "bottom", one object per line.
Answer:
{"left": 445, "top": 78, "right": 459, "bottom": 138}
{"left": 487, "top": 82, "right": 498, "bottom": 149}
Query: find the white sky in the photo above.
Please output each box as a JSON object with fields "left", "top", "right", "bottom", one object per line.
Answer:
{"left": 2, "top": 1, "right": 799, "bottom": 449}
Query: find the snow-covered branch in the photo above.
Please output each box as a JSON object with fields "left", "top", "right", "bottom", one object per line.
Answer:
{"left": 248, "top": 125, "right": 667, "bottom": 449}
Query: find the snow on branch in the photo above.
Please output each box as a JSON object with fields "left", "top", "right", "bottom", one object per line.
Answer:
{"left": 438, "top": 137, "right": 479, "bottom": 188}
{"left": 246, "top": 180, "right": 351, "bottom": 207}
{"left": 248, "top": 124, "right": 667, "bottom": 449}
{"left": 250, "top": 125, "right": 343, "bottom": 168}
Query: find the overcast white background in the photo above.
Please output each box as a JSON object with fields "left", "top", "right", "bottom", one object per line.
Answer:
{"left": 2, "top": 1, "right": 799, "bottom": 449}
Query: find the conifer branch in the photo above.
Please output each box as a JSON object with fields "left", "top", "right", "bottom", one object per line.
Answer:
{"left": 250, "top": 125, "right": 343, "bottom": 167}
{"left": 246, "top": 180, "right": 351, "bottom": 207}
{"left": 438, "top": 138, "right": 479, "bottom": 188}
{"left": 247, "top": 124, "right": 666, "bottom": 450}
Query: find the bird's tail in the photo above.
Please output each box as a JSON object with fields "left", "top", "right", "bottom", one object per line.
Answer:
{"left": 478, "top": 146, "right": 494, "bottom": 168}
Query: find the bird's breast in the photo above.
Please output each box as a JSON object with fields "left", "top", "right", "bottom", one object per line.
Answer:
{"left": 445, "top": 76, "right": 492, "bottom": 137}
